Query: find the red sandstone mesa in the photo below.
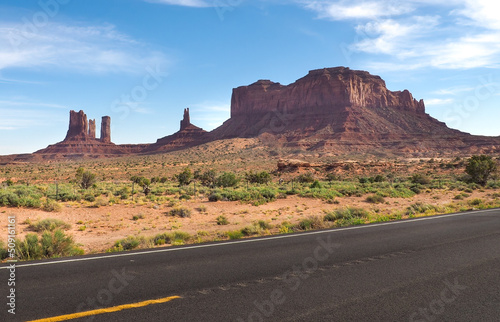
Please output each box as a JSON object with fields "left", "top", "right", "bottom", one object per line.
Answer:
{"left": 23, "top": 67, "right": 500, "bottom": 160}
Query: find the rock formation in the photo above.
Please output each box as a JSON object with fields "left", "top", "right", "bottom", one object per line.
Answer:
{"left": 149, "top": 108, "right": 208, "bottom": 152}
{"left": 100, "top": 116, "right": 111, "bottom": 143}
{"left": 180, "top": 108, "right": 191, "bottom": 131}
{"left": 209, "top": 67, "right": 500, "bottom": 155}
{"left": 22, "top": 67, "right": 500, "bottom": 160}
{"left": 34, "top": 110, "right": 145, "bottom": 157}
{"left": 64, "top": 110, "right": 89, "bottom": 141}
{"left": 88, "top": 119, "right": 96, "bottom": 139}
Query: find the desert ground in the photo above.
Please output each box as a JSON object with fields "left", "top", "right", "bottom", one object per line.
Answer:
{"left": 1, "top": 139, "right": 499, "bottom": 257}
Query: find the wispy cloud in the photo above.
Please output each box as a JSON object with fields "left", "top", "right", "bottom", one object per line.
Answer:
{"left": 425, "top": 98, "right": 454, "bottom": 106}
{"left": 0, "top": 98, "right": 67, "bottom": 109}
{"left": 0, "top": 22, "right": 168, "bottom": 74}
{"left": 0, "top": 108, "right": 64, "bottom": 130}
{"left": 298, "top": 0, "right": 500, "bottom": 70}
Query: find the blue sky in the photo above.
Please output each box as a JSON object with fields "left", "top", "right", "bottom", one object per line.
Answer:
{"left": 1, "top": 0, "right": 500, "bottom": 154}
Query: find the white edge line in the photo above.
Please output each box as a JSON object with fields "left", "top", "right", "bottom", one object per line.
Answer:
{"left": 1, "top": 208, "right": 498, "bottom": 269}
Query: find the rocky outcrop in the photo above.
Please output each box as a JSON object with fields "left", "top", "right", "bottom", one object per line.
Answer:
{"left": 149, "top": 108, "right": 208, "bottom": 152}
{"left": 180, "top": 108, "right": 191, "bottom": 131}
{"left": 64, "top": 110, "right": 89, "bottom": 141}
{"left": 209, "top": 67, "right": 500, "bottom": 155}
{"left": 230, "top": 67, "right": 425, "bottom": 118}
{"left": 88, "top": 119, "right": 96, "bottom": 139}
{"left": 35, "top": 111, "right": 135, "bottom": 157}
{"left": 100, "top": 116, "right": 111, "bottom": 143}
{"left": 21, "top": 67, "right": 500, "bottom": 160}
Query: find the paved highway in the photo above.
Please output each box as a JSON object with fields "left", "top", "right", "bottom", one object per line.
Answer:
{"left": 1, "top": 209, "right": 500, "bottom": 321}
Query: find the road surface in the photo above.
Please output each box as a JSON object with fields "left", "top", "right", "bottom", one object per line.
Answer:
{"left": 1, "top": 208, "right": 499, "bottom": 321}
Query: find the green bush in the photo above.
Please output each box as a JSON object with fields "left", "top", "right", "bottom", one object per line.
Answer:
{"left": 169, "top": 207, "right": 192, "bottom": 218}
{"left": 226, "top": 230, "right": 244, "bottom": 240}
{"left": 176, "top": 168, "right": 193, "bottom": 186}
{"left": 310, "top": 180, "right": 322, "bottom": 189}
{"left": 208, "top": 193, "right": 223, "bottom": 202}
{"left": 365, "top": 194, "right": 385, "bottom": 204}
{"left": 298, "top": 216, "right": 323, "bottom": 230}
{"left": 42, "top": 199, "right": 63, "bottom": 212}
{"left": 245, "top": 171, "right": 272, "bottom": 184}
{"left": 113, "top": 236, "right": 142, "bottom": 251}
{"left": 296, "top": 173, "right": 315, "bottom": 183}
{"left": 16, "top": 230, "right": 83, "bottom": 260}
{"left": 216, "top": 215, "right": 229, "bottom": 225}
{"left": 30, "top": 218, "right": 70, "bottom": 232}
{"left": 216, "top": 172, "right": 239, "bottom": 188}
{"left": 465, "top": 155, "right": 497, "bottom": 186}
{"left": 411, "top": 174, "right": 431, "bottom": 185}
{"left": 406, "top": 203, "right": 437, "bottom": 216}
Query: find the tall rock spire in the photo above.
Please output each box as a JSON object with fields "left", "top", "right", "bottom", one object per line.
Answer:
{"left": 64, "top": 110, "right": 89, "bottom": 141}
{"left": 100, "top": 116, "right": 111, "bottom": 143}
{"left": 180, "top": 108, "right": 191, "bottom": 131}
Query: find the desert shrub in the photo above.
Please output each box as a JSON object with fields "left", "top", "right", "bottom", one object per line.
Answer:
{"left": 42, "top": 199, "right": 63, "bottom": 212}
{"left": 77, "top": 168, "right": 97, "bottom": 189}
{"left": 259, "top": 188, "right": 277, "bottom": 200}
{"left": 30, "top": 218, "right": 70, "bottom": 232}
{"left": 465, "top": 155, "right": 497, "bottom": 186}
{"left": 216, "top": 172, "right": 239, "bottom": 188}
{"left": 84, "top": 194, "right": 96, "bottom": 202}
{"left": 406, "top": 203, "right": 437, "bottom": 216}
{"left": 226, "top": 230, "right": 244, "bottom": 240}
{"left": 245, "top": 171, "right": 272, "bottom": 184}
{"left": 132, "top": 214, "right": 145, "bottom": 221}
{"left": 298, "top": 216, "right": 324, "bottom": 230}
{"left": 113, "top": 236, "right": 142, "bottom": 251}
{"left": 176, "top": 168, "right": 193, "bottom": 186}
{"left": 169, "top": 207, "right": 192, "bottom": 218}
{"left": 93, "top": 197, "right": 109, "bottom": 208}
{"left": 216, "top": 215, "right": 229, "bottom": 225}
{"left": 57, "top": 191, "right": 80, "bottom": 202}
{"left": 310, "top": 180, "right": 322, "bottom": 189}
{"left": 296, "top": 173, "right": 315, "bottom": 183}
{"left": 325, "top": 207, "right": 369, "bottom": 222}
{"left": 116, "top": 187, "right": 130, "bottom": 200}
{"left": 241, "top": 225, "right": 260, "bottom": 236}
{"left": 365, "top": 194, "right": 385, "bottom": 204}
{"left": 0, "top": 241, "right": 8, "bottom": 260}
{"left": 208, "top": 193, "right": 223, "bottom": 202}
{"left": 197, "top": 169, "right": 217, "bottom": 187}
{"left": 16, "top": 230, "right": 83, "bottom": 260}
{"left": 257, "top": 220, "right": 272, "bottom": 230}
{"left": 410, "top": 174, "right": 431, "bottom": 185}
{"left": 196, "top": 205, "right": 207, "bottom": 213}
{"left": 468, "top": 198, "right": 483, "bottom": 206}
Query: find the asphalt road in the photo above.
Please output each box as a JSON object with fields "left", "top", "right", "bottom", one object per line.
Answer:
{"left": 1, "top": 208, "right": 500, "bottom": 322}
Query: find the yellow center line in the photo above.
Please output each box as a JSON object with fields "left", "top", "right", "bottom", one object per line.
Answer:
{"left": 27, "top": 296, "right": 182, "bottom": 322}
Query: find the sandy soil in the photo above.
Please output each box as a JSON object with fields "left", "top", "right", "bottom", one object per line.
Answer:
{"left": 0, "top": 188, "right": 492, "bottom": 254}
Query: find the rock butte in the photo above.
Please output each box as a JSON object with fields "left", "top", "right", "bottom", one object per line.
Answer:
{"left": 6, "top": 67, "right": 500, "bottom": 161}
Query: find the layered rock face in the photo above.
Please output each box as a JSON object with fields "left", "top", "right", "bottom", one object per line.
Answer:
{"left": 64, "top": 110, "right": 89, "bottom": 141}
{"left": 100, "top": 116, "right": 111, "bottom": 143}
{"left": 230, "top": 67, "right": 425, "bottom": 118}
{"left": 210, "top": 67, "right": 500, "bottom": 155}
{"left": 88, "top": 119, "right": 96, "bottom": 139}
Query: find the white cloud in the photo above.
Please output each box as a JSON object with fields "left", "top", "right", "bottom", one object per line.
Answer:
{"left": 144, "top": 0, "right": 214, "bottom": 7}
{"left": 303, "top": 1, "right": 414, "bottom": 20}
{"left": 300, "top": 0, "right": 500, "bottom": 70}
{"left": 425, "top": 98, "right": 454, "bottom": 106}
{"left": 0, "top": 22, "right": 168, "bottom": 74}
